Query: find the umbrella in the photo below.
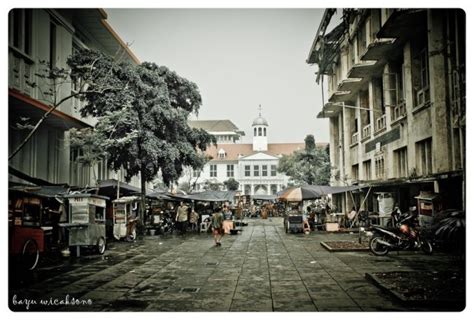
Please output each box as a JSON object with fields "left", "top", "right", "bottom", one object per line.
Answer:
{"left": 278, "top": 185, "right": 325, "bottom": 201}
{"left": 278, "top": 185, "right": 361, "bottom": 202}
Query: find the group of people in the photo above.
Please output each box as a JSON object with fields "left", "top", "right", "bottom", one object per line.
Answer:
{"left": 174, "top": 201, "right": 200, "bottom": 235}
{"left": 174, "top": 201, "right": 236, "bottom": 247}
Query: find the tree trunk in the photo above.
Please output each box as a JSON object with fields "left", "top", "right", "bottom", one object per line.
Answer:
{"left": 139, "top": 165, "right": 147, "bottom": 235}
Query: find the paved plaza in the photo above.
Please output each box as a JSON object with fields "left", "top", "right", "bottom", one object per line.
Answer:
{"left": 10, "top": 218, "right": 460, "bottom": 311}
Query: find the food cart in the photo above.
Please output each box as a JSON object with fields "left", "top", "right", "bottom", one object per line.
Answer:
{"left": 112, "top": 196, "right": 140, "bottom": 240}
{"left": 9, "top": 186, "right": 66, "bottom": 270}
{"left": 415, "top": 192, "right": 442, "bottom": 227}
{"left": 60, "top": 194, "right": 108, "bottom": 256}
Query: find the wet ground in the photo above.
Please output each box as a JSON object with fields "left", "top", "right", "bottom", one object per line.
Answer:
{"left": 9, "top": 217, "right": 463, "bottom": 311}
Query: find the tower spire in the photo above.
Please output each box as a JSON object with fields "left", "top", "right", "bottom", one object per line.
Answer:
{"left": 258, "top": 104, "right": 262, "bottom": 117}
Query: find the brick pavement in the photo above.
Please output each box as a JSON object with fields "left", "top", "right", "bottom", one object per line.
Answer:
{"left": 9, "top": 217, "right": 459, "bottom": 311}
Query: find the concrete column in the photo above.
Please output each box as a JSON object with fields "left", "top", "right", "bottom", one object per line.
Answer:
{"left": 427, "top": 9, "right": 451, "bottom": 173}
{"left": 342, "top": 102, "right": 352, "bottom": 182}
{"left": 403, "top": 41, "right": 416, "bottom": 175}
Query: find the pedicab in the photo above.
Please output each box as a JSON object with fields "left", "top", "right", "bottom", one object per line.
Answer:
{"left": 9, "top": 186, "right": 66, "bottom": 270}
{"left": 59, "top": 193, "right": 108, "bottom": 256}
{"left": 112, "top": 196, "right": 140, "bottom": 240}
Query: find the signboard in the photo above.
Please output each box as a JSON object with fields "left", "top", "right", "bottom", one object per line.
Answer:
{"left": 69, "top": 197, "right": 106, "bottom": 208}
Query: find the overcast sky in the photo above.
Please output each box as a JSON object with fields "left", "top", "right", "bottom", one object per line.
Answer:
{"left": 107, "top": 9, "right": 340, "bottom": 144}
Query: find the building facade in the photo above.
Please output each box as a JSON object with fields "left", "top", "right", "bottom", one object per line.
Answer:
{"left": 8, "top": 9, "right": 151, "bottom": 190}
{"left": 307, "top": 9, "right": 465, "bottom": 212}
{"left": 183, "top": 114, "right": 327, "bottom": 195}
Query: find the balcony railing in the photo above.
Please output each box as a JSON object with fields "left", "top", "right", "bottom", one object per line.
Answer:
{"left": 362, "top": 124, "right": 371, "bottom": 140}
{"left": 392, "top": 101, "right": 407, "bottom": 122}
{"left": 375, "top": 114, "right": 386, "bottom": 132}
{"left": 351, "top": 132, "right": 359, "bottom": 145}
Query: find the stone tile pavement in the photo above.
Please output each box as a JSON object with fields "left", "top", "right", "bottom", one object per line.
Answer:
{"left": 9, "top": 217, "right": 460, "bottom": 311}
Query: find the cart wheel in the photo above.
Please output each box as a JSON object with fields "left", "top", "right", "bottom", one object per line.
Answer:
{"left": 22, "top": 239, "right": 40, "bottom": 271}
{"left": 97, "top": 237, "right": 106, "bottom": 255}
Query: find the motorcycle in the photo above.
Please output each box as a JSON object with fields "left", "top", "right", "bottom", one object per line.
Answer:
{"left": 369, "top": 206, "right": 433, "bottom": 256}
{"left": 157, "top": 211, "right": 175, "bottom": 235}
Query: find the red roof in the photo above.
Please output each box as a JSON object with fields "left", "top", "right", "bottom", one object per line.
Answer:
{"left": 204, "top": 142, "right": 328, "bottom": 161}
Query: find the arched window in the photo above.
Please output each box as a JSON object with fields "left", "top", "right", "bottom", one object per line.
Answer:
{"left": 254, "top": 128, "right": 257, "bottom": 136}
{"left": 263, "top": 128, "right": 267, "bottom": 136}
{"left": 258, "top": 127, "right": 262, "bottom": 136}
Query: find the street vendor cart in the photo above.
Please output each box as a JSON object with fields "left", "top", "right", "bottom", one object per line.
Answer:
{"left": 9, "top": 186, "right": 66, "bottom": 270}
{"left": 60, "top": 194, "right": 108, "bottom": 256}
{"left": 112, "top": 196, "right": 139, "bottom": 240}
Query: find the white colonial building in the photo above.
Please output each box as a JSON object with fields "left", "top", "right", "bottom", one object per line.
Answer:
{"left": 182, "top": 112, "right": 327, "bottom": 195}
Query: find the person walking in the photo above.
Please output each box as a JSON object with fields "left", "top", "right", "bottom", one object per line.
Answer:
{"left": 211, "top": 207, "right": 224, "bottom": 246}
{"left": 175, "top": 201, "right": 189, "bottom": 235}
{"left": 189, "top": 208, "right": 199, "bottom": 232}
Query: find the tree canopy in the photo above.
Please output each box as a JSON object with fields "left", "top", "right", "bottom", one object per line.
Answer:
{"left": 68, "top": 49, "right": 216, "bottom": 187}
{"left": 277, "top": 134, "right": 330, "bottom": 186}
{"left": 223, "top": 178, "right": 240, "bottom": 191}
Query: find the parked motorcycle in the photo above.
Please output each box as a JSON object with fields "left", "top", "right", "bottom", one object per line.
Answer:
{"left": 369, "top": 206, "right": 433, "bottom": 256}
{"left": 157, "top": 211, "right": 175, "bottom": 235}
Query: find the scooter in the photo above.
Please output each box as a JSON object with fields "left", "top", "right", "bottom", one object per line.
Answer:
{"left": 369, "top": 207, "right": 433, "bottom": 256}
{"left": 157, "top": 211, "right": 175, "bottom": 235}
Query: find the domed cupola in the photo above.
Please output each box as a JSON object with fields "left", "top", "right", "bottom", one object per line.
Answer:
{"left": 252, "top": 105, "right": 268, "bottom": 152}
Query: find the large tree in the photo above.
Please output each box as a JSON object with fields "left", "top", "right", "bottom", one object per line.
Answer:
{"left": 277, "top": 134, "right": 330, "bottom": 185}
{"left": 68, "top": 49, "right": 216, "bottom": 227}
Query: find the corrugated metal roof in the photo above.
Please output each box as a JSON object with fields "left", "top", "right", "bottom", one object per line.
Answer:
{"left": 188, "top": 120, "right": 240, "bottom": 132}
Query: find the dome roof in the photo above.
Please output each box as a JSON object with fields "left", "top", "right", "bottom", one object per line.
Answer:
{"left": 252, "top": 116, "right": 268, "bottom": 126}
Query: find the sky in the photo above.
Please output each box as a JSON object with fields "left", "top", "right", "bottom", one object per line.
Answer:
{"left": 107, "top": 9, "right": 340, "bottom": 144}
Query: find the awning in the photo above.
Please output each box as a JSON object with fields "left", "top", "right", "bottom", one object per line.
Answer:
{"left": 252, "top": 194, "right": 277, "bottom": 201}
{"left": 97, "top": 179, "right": 142, "bottom": 198}
{"left": 176, "top": 190, "right": 238, "bottom": 202}
{"left": 9, "top": 185, "right": 71, "bottom": 198}
{"left": 278, "top": 185, "right": 362, "bottom": 201}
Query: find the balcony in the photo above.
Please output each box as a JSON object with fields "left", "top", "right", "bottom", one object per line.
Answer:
{"left": 317, "top": 102, "right": 344, "bottom": 119}
{"left": 360, "top": 38, "right": 398, "bottom": 61}
{"left": 375, "top": 114, "right": 386, "bottom": 133}
{"left": 328, "top": 90, "right": 352, "bottom": 103}
{"left": 9, "top": 49, "right": 34, "bottom": 97}
{"left": 391, "top": 101, "right": 407, "bottom": 123}
{"left": 351, "top": 132, "right": 359, "bottom": 145}
{"left": 337, "top": 78, "right": 363, "bottom": 93}
{"left": 362, "top": 124, "right": 371, "bottom": 140}
{"left": 377, "top": 9, "right": 426, "bottom": 40}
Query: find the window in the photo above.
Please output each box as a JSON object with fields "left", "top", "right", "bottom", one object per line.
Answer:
{"left": 49, "top": 22, "right": 56, "bottom": 69}
{"left": 258, "top": 127, "right": 262, "bottom": 136}
{"left": 244, "top": 185, "right": 251, "bottom": 195}
{"left": 210, "top": 164, "right": 217, "bottom": 177}
{"left": 375, "top": 156, "right": 385, "bottom": 179}
{"left": 244, "top": 165, "right": 251, "bottom": 177}
{"left": 226, "top": 164, "right": 234, "bottom": 177}
{"left": 271, "top": 165, "right": 277, "bottom": 176}
{"left": 352, "top": 164, "right": 359, "bottom": 181}
{"left": 218, "top": 149, "right": 226, "bottom": 159}
{"left": 254, "top": 165, "right": 260, "bottom": 177}
{"left": 394, "top": 147, "right": 408, "bottom": 177}
{"left": 270, "top": 184, "right": 278, "bottom": 195}
{"left": 363, "top": 160, "right": 371, "bottom": 180}
{"left": 70, "top": 147, "right": 91, "bottom": 187}
{"left": 262, "top": 165, "right": 268, "bottom": 176}
{"left": 9, "top": 9, "right": 32, "bottom": 56}
{"left": 97, "top": 159, "right": 107, "bottom": 181}
{"left": 263, "top": 128, "right": 267, "bottom": 136}
{"left": 416, "top": 139, "right": 432, "bottom": 176}
{"left": 412, "top": 31, "right": 430, "bottom": 108}
{"left": 192, "top": 169, "right": 201, "bottom": 178}
{"left": 254, "top": 128, "right": 257, "bottom": 136}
